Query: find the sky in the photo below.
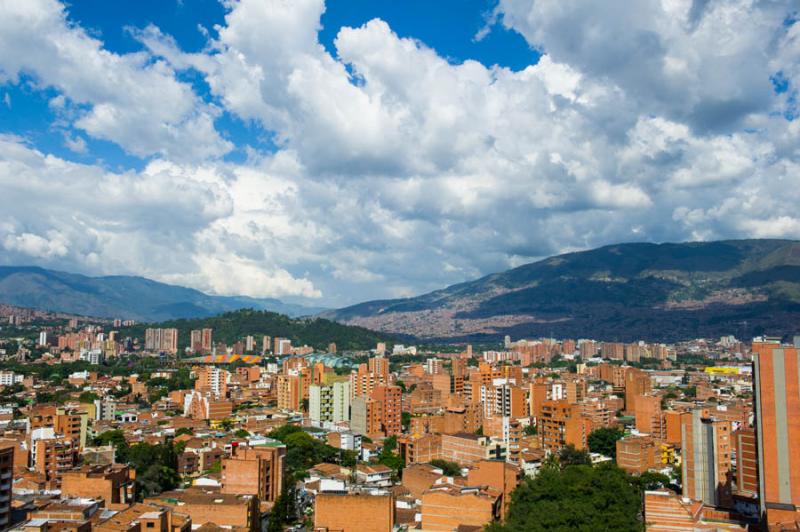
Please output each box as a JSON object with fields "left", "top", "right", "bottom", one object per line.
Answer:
{"left": 0, "top": 0, "right": 798, "bottom": 308}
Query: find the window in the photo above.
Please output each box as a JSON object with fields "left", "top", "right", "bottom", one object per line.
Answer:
{"left": 146, "top": 523, "right": 155, "bottom": 528}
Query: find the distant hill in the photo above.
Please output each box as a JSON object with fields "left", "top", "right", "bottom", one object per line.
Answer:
{"left": 325, "top": 239, "right": 800, "bottom": 342}
{"left": 119, "top": 308, "right": 391, "bottom": 352}
{"left": 0, "top": 266, "right": 326, "bottom": 321}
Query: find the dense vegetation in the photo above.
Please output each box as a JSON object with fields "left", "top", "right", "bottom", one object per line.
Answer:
{"left": 430, "top": 459, "right": 462, "bottom": 476}
{"left": 119, "top": 309, "right": 391, "bottom": 352}
{"left": 94, "top": 430, "right": 181, "bottom": 500}
{"left": 587, "top": 427, "right": 625, "bottom": 459}
{"left": 265, "top": 425, "right": 358, "bottom": 531}
{"left": 267, "top": 424, "right": 357, "bottom": 479}
{"left": 487, "top": 462, "right": 643, "bottom": 532}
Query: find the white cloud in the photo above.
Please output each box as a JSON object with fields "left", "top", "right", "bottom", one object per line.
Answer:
{"left": 1, "top": 0, "right": 800, "bottom": 306}
{"left": 0, "top": 136, "right": 319, "bottom": 299}
{"left": 0, "top": 0, "right": 231, "bottom": 161}
{"left": 62, "top": 133, "right": 87, "bottom": 154}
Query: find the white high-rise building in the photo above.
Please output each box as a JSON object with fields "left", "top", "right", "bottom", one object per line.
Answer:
{"left": 309, "top": 381, "right": 351, "bottom": 424}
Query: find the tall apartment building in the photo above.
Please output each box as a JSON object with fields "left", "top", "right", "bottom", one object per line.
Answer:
{"left": 601, "top": 342, "right": 625, "bottom": 361}
{"left": 262, "top": 335, "right": 271, "bottom": 354}
{"left": 564, "top": 378, "right": 587, "bottom": 404}
{"left": 634, "top": 394, "right": 665, "bottom": 438}
{"left": 351, "top": 396, "right": 383, "bottom": 437}
{"left": 190, "top": 328, "right": 213, "bottom": 353}
{"left": 494, "top": 384, "right": 526, "bottom": 418}
{"left": 369, "top": 356, "right": 390, "bottom": 379}
{"left": 194, "top": 366, "right": 229, "bottom": 397}
{"left": 273, "top": 337, "right": 292, "bottom": 355}
{"left": 680, "top": 409, "right": 733, "bottom": 508}
{"left": 371, "top": 385, "right": 402, "bottom": 437}
{"left": 309, "top": 381, "right": 350, "bottom": 424}
{"left": 0, "top": 445, "right": 12, "bottom": 530}
{"left": 529, "top": 379, "right": 567, "bottom": 420}
{"left": 350, "top": 363, "right": 388, "bottom": 398}
{"left": 451, "top": 359, "right": 467, "bottom": 396}
{"left": 144, "top": 328, "right": 178, "bottom": 354}
{"left": 94, "top": 396, "right": 117, "bottom": 421}
{"left": 30, "top": 427, "right": 79, "bottom": 486}
{"left": 54, "top": 406, "right": 90, "bottom": 450}
{"left": 752, "top": 342, "right": 800, "bottom": 528}
{"left": 276, "top": 374, "right": 303, "bottom": 412}
{"left": 425, "top": 358, "right": 443, "bottom": 375}
{"left": 221, "top": 444, "right": 286, "bottom": 503}
{"left": 624, "top": 368, "right": 652, "bottom": 415}
{"left": 733, "top": 428, "right": 758, "bottom": 498}
{"left": 539, "top": 399, "right": 592, "bottom": 452}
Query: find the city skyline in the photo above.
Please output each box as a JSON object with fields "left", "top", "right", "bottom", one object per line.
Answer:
{"left": 0, "top": 0, "right": 799, "bottom": 308}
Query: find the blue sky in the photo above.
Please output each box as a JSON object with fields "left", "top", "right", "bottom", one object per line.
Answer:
{"left": 0, "top": 0, "right": 798, "bottom": 307}
{"left": 0, "top": 0, "right": 537, "bottom": 170}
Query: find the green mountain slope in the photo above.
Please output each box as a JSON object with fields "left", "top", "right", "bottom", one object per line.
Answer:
{"left": 326, "top": 239, "right": 800, "bottom": 342}
{"left": 119, "top": 308, "right": 390, "bottom": 352}
{"left": 0, "top": 266, "right": 325, "bottom": 321}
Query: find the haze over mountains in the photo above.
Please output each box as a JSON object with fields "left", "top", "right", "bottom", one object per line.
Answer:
{"left": 325, "top": 239, "right": 800, "bottom": 343}
{"left": 0, "top": 266, "right": 325, "bottom": 322}
{"left": 4, "top": 239, "right": 800, "bottom": 341}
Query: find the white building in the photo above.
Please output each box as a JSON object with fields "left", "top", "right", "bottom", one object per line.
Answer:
{"left": 0, "top": 372, "right": 23, "bottom": 386}
{"left": 309, "top": 381, "right": 350, "bottom": 424}
{"left": 79, "top": 348, "right": 103, "bottom": 365}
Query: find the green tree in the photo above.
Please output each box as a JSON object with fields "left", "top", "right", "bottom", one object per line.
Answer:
{"left": 401, "top": 411, "right": 412, "bottom": 431}
{"left": 93, "top": 429, "right": 130, "bottom": 463}
{"left": 587, "top": 427, "right": 625, "bottom": 459}
{"left": 430, "top": 459, "right": 462, "bottom": 476}
{"left": 78, "top": 391, "right": 99, "bottom": 403}
{"left": 125, "top": 440, "right": 180, "bottom": 500}
{"left": 234, "top": 428, "right": 250, "bottom": 439}
{"left": 487, "top": 463, "right": 643, "bottom": 532}
{"left": 558, "top": 444, "right": 591, "bottom": 467}
{"left": 377, "top": 436, "right": 404, "bottom": 475}
{"left": 175, "top": 427, "right": 194, "bottom": 437}
{"left": 269, "top": 424, "right": 304, "bottom": 442}
{"left": 267, "top": 483, "right": 297, "bottom": 532}
{"left": 635, "top": 471, "right": 670, "bottom": 491}
{"left": 523, "top": 424, "right": 537, "bottom": 436}
{"left": 268, "top": 425, "right": 342, "bottom": 480}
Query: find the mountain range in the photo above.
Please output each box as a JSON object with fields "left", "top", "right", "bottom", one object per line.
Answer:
{"left": 4, "top": 239, "right": 800, "bottom": 342}
{"left": 0, "top": 266, "right": 325, "bottom": 322}
{"left": 325, "top": 239, "right": 800, "bottom": 342}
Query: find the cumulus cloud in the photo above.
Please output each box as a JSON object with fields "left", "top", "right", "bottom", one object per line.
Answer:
{"left": 1, "top": 0, "right": 799, "bottom": 306}
{"left": 0, "top": 136, "right": 319, "bottom": 299}
{"left": 0, "top": 0, "right": 231, "bottom": 161}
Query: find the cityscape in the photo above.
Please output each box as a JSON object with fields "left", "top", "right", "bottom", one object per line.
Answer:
{"left": 0, "top": 302, "right": 795, "bottom": 531}
{"left": 2, "top": 0, "right": 800, "bottom": 531}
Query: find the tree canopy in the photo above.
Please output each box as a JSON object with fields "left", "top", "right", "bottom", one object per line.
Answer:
{"left": 119, "top": 309, "right": 392, "bottom": 352}
{"left": 588, "top": 427, "right": 625, "bottom": 459}
{"left": 430, "top": 459, "right": 462, "bottom": 477}
{"left": 487, "top": 463, "right": 643, "bottom": 532}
